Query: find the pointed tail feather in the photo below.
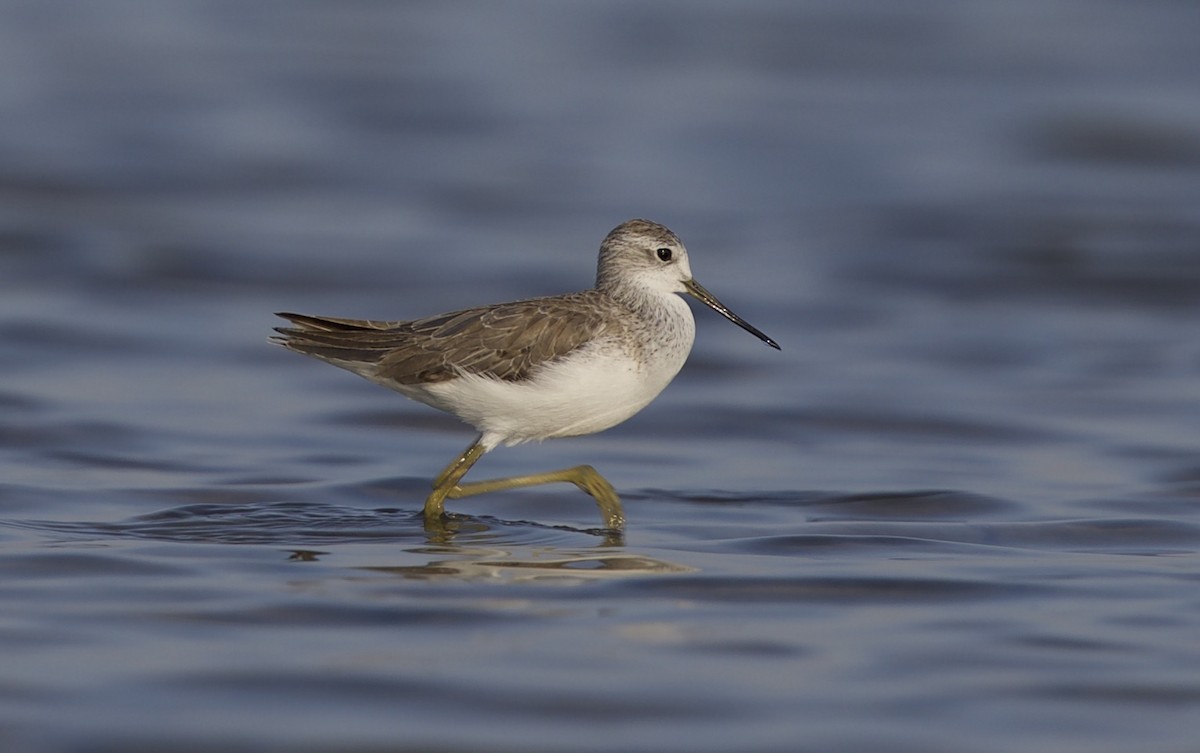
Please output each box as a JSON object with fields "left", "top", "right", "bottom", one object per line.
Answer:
{"left": 271, "top": 313, "right": 411, "bottom": 370}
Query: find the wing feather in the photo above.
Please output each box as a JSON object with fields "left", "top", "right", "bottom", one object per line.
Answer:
{"left": 272, "top": 291, "right": 616, "bottom": 384}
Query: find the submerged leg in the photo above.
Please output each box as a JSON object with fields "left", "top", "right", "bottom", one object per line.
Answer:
{"left": 423, "top": 435, "right": 625, "bottom": 529}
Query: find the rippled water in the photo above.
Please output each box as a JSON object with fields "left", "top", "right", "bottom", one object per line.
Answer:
{"left": 3, "top": 1, "right": 1200, "bottom": 752}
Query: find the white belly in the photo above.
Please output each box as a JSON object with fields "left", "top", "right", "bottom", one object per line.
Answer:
{"left": 394, "top": 295, "right": 696, "bottom": 450}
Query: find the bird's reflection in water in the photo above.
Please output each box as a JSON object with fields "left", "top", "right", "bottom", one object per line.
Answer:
{"left": 284, "top": 512, "right": 693, "bottom": 582}
{"left": 359, "top": 550, "right": 693, "bottom": 583}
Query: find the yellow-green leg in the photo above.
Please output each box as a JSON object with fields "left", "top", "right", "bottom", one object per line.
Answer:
{"left": 424, "top": 436, "right": 626, "bottom": 529}
{"left": 424, "top": 438, "right": 486, "bottom": 523}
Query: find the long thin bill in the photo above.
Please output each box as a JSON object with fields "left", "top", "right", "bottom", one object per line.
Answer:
{"left": 684, "top": 278, "right": 781, "bottom": 350}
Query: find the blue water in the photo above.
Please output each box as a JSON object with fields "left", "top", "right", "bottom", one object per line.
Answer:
{"left": 3, "top": 1, "right": 1200, "bottom": 751}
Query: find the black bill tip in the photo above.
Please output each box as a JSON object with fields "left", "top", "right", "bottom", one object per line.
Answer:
{"left": 683, "top": 279, "right": 780, "bottom": 350}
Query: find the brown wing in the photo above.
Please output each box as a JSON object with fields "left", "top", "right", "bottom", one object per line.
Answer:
{"left": 272, "top": 291, "right": 614, "bottom": 384}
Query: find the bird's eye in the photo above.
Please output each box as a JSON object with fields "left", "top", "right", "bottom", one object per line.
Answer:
{"left": 656, "top": 247, "right": 673, "bottom": 262}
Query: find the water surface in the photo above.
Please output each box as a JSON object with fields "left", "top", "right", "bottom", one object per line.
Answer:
{"left": 2, "top": 2, "right": 1199, "bottom": 752}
